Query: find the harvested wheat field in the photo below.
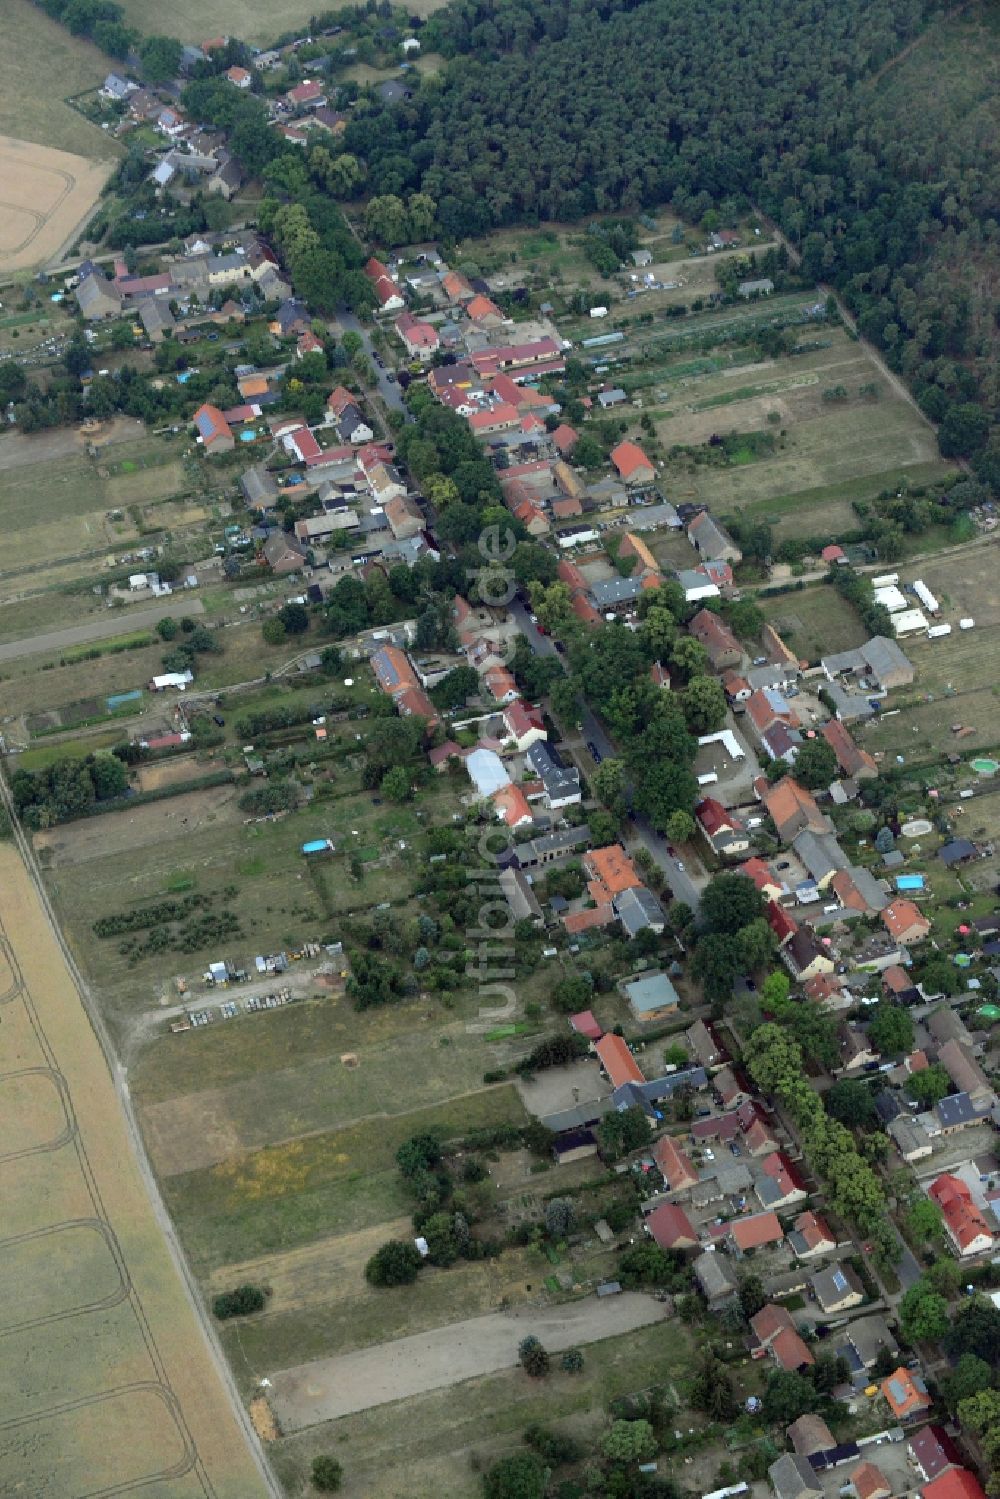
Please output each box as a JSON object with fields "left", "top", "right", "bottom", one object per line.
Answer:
{"left": 0, "top": 842, "right": 272, "bottom": 1498}
{"left": 0, "top": 135, "right": 112, "bottom": 273}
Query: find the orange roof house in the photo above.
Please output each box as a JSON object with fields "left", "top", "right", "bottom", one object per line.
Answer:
{"left": 552, "top": 423, "right": 579, "bottom": 455}
{"left": 881, "top": 1367, "right": 931, "bottom": 1420}
{"left": 762, "top": 776, "right": 828, "bottom": 842}
{"left": 881, "top": 899, "right": 931, "bottom": 945}
{"left": 492, "top": 784, "right": 533, "bottom": 829}
{"left": 583, "top": 845, "right": 642, "bottom": 900}
{"left": 852, "top": 1463, "right": 892, "bottom": 1499}
{"left": 563, "top": 904, "right": 615, "bottom": 935}
{"left": 610, "top": 440, "right": 654, "bottom": 483}
{"left": 594, "top": 1033, "right": 645, "bottom": 1089}
{"left": 728, "top": 1211, "right": 783, "bottom": 1252}
{"left": 928, "top": 1174, "right": 993, "bottom": 1256}
{"left": 750, "top": 1304, "right": 795, "bottom": 1347}
{"left": 466, "top": 293, "right": 504, "bottom": 322}
{"left": 653, "top": 1135, "right": 699, "bottom": 1192}
{"left": 770, "top": 1326, "right": 815, "bottom": 1371}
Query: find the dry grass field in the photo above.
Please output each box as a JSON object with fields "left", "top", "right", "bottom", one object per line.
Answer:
{"left": 0, "top": 2, "right": 116, "bottom": 163}
{"left": 0, "top": 135, "right": 112, "bottom": 274}
{"left": 116, "top": 0, "right": 446, "bottom": 43}
{"left": 0, "top": 843, "right": 269, "bottom": 1498}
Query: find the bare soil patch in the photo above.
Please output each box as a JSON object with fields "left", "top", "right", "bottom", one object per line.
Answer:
{"left": 34, "top": 784, "right": 238, "bottom": 868}
{"left": 269, "top": 1294, "right": 666, "bottom": 1430}
{"left": 0, "top": 135, "right": 112, "bottom": 273}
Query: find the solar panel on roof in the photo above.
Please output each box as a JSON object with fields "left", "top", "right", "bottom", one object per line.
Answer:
{"left": 832, "top": 1270, "right": 848, "bottom": 1291}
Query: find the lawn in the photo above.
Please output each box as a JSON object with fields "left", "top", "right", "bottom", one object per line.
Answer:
{"left": 0, "top": 1, "right": 116, "bottom": 159}
{"left": 760, "top": 583, "right": 868, "bottom": 659}
{"left": 159, "top": 1085, "right": 529, "bottom": 1273}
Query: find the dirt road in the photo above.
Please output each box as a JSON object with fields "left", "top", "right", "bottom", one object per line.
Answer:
{"left": 0, "top": 772, "right": 281, "bottom": 1498}
{"left": 269, "top": 1293, "right": 666, "bottom": 1430}
{"left": 0, "top": 596, "right": 205, "bottom": 661}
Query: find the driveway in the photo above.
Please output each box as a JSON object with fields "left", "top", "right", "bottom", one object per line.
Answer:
{"left": 0, "top": 597, "right": 205, "bottom": 663}
{"left": 268, "top": 1292, "right": 665, "bottom": 1430}
{"left": 509, "top": 599, "right": 704, "bottom": 911}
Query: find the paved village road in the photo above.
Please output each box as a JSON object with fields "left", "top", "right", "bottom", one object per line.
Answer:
{"left": 0, "top": 596, "right": 205, "bottom": 662}
{"left": 269, "top": 1292, "right": 667, "bottom": 1430}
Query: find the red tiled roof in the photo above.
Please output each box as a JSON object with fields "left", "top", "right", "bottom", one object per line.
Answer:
{"left": 770, "top": 1326, "right": 815, "bottom": 1370}
{"left": 852, "top": 1462, "right": 891, "bottom": 1499}
{"left": 750, "top": 1304, "right": 794, "bottom": 1344}
{"left": 647, "top": 1201, "right": 697, "bottom": 1249}
{"left": 924, "top": 1472, "right": 987, "bottom": 1499}
{"left": 729, "top": 1211, "right": 783, "bottom": 1250}
{"left": 569, "top": 1009, "right": 602, "bottom": 1040}
{"left": 552, "top": 423, "right": 579, "bottom": 455}
{"left": 767, "top": 899, "right": 799, "bottom": 944}
{"left": 792, "top": 1210, "right": 834, "bottom": 1251}
{"left": 610, "top": 440, "right": 653, "bottom": 480}
{"left": 653, "top": 1135, "right": 698, "bottom": 1191}
{"left": 696, "top": 797, "right": 738, "bottom": 837}
{"left": 882, "top": 899, "right": 930, "bottom": 941}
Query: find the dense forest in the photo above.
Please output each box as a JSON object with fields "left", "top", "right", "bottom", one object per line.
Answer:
{"left": 342, "top": 0, "right": 999, "bottom": 473}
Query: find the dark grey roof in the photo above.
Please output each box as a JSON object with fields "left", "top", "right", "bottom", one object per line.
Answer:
{"left": 693, "top": 1251, "right": 739, "bottom": 1301}
{"left": 526, "top": 741, "right": 580, "bottom": 802}
{"left": 939, "top": 839, "right": 977, "bottom": 866}
{"left": 769, "top": 1452, "right": 822, "bottom": 1499}
{"left": 590, "top": 576, "right": 645, "bottom": 609}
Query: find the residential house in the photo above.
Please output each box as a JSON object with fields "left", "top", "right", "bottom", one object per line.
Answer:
{"left": 750, "top": 1303, "right": 796, "bottom": 1353}
{"left": 937, "top": 1039, "right": 994, "bottom": 1104}
{"left": 821, "top": 719, "right": 878, "bottom": 780}
{"left": 552, "top": 423, "right": 579, "bottom": 456}
{"left": 384, "top": 494, "right": 424, "bottom": 541}
{"left": 616, "top": 888, "right": 667, "bottom": 941}
{"left": 689, "top": 608, "right": 743, "bottom": 670}
{"left": 610, "top": 441, "right": 655, "bottom": 484}
{"left": 653, "top": 1135, "right": 699, "bottom": 1193}
{"left": 887, "top": 1116, "right": 933, "bottom": 1163}
{"left": 499, "top": 867, "right": 542, "bottom": 924}
{"left": 647, "top": 1202, "right": 698, "bottom": 1250}
{"left": 193, "top": 403, "right": 234, "bottom": 454}
{"left": 584, "top": 845, "right": 641, "bottom": 902}
{"left": 395, "top": 310, "right": 439, "bottom": 361}
{"left": 466, "top": 293, "right": 504, "bottom": 325}
{"left": 838, "top": 1025, "right": 878, "bottom": 1073}
{"left": 502, "top": 700, "right": 547, "bottom": 753}
{"left": 688, "top": 511, "right": 742, "bottom": 565}
{"left": 76, "top": 269, "right": 123, "bottom": 320}
{"left": 769, "top": 1454, "right": 823, "bottom": 1499}
{"left": 364, "top": 256, "right": 405, "bottom": 312}
{"left": 269, "top": 298, "right": 311, "bottom": 336}
{"left": 740, "top": 857, "right": 786, "bottom": 902}
{"left": 793, "top": 830, "right": 849, "bottom": 888}
{"left": 843, "top": 1315, "right": 898, "bottom": 1371}
{"left": 927, "top": 1007, "right": 977, "bottom": 1050}
{"left": 908, "top": 1427, "right": 965, "bottom": 1484}
{"left": 761, "top": 777, "right": 832, "bottom": 842}
{"left": 728, "top": 1211, "right": 784, "bottom": 1255}
{"left": 286, "top": 78, "right": 327, "bottom": 110}
{"left": 594, "top": 1034, "right": 645, "bottom": 1090}
{"left": 368, "top": 464, "right": 407, "bottom": 507}
{"left": 624, "top": 971, "right": 677, "bottom": 1020}
{"left": 787, "top": 1210, "right": 836, "bottom": 1259}
{"left": 686, "top": 1019, "right": 726, "bottom": 1070}
{"left": 715, "top": 1065, "right": 750, "bottom": 1110}
{"left": 936, "top": 1091, "right": 992, "bottom": 1133}
{"left": 337, "top": 404, "right": 374, "bottom": 446}
{"left": 770, "top": 1326, "right": 816, "bottom": 1372}
{"left": 788, "top": 1416, "right": 836, "bottom": 1457}
{"left": 881, "top": 899, "right": 931, "bottom": 946}
{"left": 138, "top": 298, "right": 175, "bottom": 342}
{"left": 810, "top": 1263, "right": 864, "bottom": 1314}
{"left": 768, "top": 900, "right": 799, "bottom": 948}
{"left": 692, "top": 1250, "right": 739, "bottom": 1307}
{"left": 262, "top": 532, "right": 307, "bottom": 575}
{"left": 695, "top": 798, "right": 750, "bottom": 859}
{"left": 928, "top": 1174, "right": 994, "bottom": 1257}
{"left": 240, "top": 464, "right": 279, "bottom": 514}
{"left": 225, "top": 64, "right": 251, "bottom": 87}
{"left": 484, "top": 665, "right": 518, "bottom": 703}
{"left": 881, "top": 1367, "right": 931, "bottom": 1420}
{"left": 743, "top": 1112, "right": 781, "bottom": 1157}
{"left": 851, "top": 1464, "right": 892, "bottom": 1499}
{"left": 493, "top": 780, "right": 536, "bottom": 827}
{"left": 784, "top": 929, "right": 835, "bottom": 982}
{"left": 677, "top": 568, "right": 721, "bottom": 604}
{"left": 756, "top": 1152, "right": 809, "bottom": 1211}
{"left": 830, "top": 866, "right": 889, "bottom": 914}
{"left": 924, "top": 1473, "right": 987, "bottom": 1499}
{"left": 822, "top": 637, "right": 915, "bottom": 694}
{"left": 525, "top": 742, "right": 581, "bottom": 809}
